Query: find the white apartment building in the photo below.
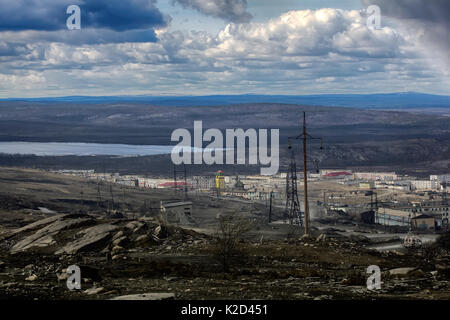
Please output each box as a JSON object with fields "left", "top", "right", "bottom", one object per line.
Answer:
{"left": 354, "top": 172, "right": 398, "bottom": 181}
{"left": 410, "top": 180, "right": 440, "bottom": 191}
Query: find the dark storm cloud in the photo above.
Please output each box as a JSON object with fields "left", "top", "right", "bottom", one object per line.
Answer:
{"left": 362, "top": 0, "right": 449, "bottom": 67}
{"left": 362, "top": 0, "right": 450, "bottom": 22}
{"left": 0, "top": 0, "right": 168, "bottom": 32}
{"left": 173, "top": 0, "right": 252, "bottom": 22}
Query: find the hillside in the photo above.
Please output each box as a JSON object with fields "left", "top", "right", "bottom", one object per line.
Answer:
{"left": 0, "top": 102, "right": 448, "bottom": 176}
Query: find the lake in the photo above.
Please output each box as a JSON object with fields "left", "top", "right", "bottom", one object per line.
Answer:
{"left": 0, "top": 142, "right": 176, "bottom": 157}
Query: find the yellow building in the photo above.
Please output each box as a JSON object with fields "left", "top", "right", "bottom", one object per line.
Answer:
{"left": 359, "top": 182, "right": 374, "bottom": 190}
{"left": 216, "top": 170, "right": 225, "bottom": 192}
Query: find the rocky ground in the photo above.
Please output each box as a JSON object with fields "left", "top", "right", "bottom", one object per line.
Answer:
{"left": 1, "top": 213, "right": 450, "bottom": 300}
{"left": 0, "top": 167, "right": 449, "bottom": 300}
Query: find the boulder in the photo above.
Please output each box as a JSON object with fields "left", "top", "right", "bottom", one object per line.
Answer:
{"left": 125, "top": 221, "right": 146, "bottom": 233}
{"left": 112, "top": 231, "right": 124, "bottom": 241}
{"left": 388, "top": 267, "right": 417, "bottom": 277}
{"left": 153, "top": 225, "right": 169, "bottom": 239}
{"left": 110, "top": 293, "right": 175, "bottom": 300}
{"left": 12, "top": 235, "right": 56, "bottom": 253}
{"left": 112, "top": 254, "right": 125, "bottom": 261}
{"left": 301, "top": 234, "right": 315, "bottom": 242}
{"left": 5, "top": 215, "right": 61, "bottom": 239}
{"left": 134, "top": 234, "right": 150, "bottom": 245}
{"left": 111, "top": 245, "right": 124, "bottom": 253}
{"left": 316, "top": 234, "right": 327, "bottom": 242}
{"left": 55, "top": 224, "right": 118, "bottom": 255}
{"left": 84, "top": 287, "right": 105, "bottom": 295}
{"left": 112, "top": 236, "right": 128, "bottom": 247}
{"left": 25, "top": 274, "right": 38, "bottom": 281}
{"left": 11, "top": 217, "right": 95, "bottom": 253}
{"left": 408, "top": 269, "right": 426, "bottom": 278}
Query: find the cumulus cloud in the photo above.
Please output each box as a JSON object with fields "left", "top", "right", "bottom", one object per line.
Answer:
{"left": 0, "top": 0, "right": 168, "bottom": 32}
{"left": 208, "top": 9, "right": 404, "bottom": 59}
{"left": 0, "top": 8, "right": 446, "bottom": 97}
{"left": 173, "top": 0, "right": 252, "bottom": 22}
{"left": 0, "top": 41, "right": 29, "bottom": 57}
{"left": 362, "top": 0, "right": 450, "bottom": 71}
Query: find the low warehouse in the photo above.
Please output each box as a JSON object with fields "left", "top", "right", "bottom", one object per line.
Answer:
{"left": 411, "top": 214, "right": 436, "bottom": 230}
{"left": 160, "top": 201, "right": 194, "bottom": 225}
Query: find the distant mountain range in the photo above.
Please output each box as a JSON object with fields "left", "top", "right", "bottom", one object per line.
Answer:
{"left": 2, "top": 92, "right": 449, "bottom": 109}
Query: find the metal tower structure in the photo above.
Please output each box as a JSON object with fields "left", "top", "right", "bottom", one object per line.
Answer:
{"left": 173, "top": 164, "right": 188, "bottom": 200}
{"left": 287, "top": 112, "right": 323, "bottom": 235}
{"left": 285, "top": 141, "right": 303, "bottom": 226}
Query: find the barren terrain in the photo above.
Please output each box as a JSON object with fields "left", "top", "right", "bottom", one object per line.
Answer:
{"left": 0, "top": 167, "right": 449, "bottom": 300}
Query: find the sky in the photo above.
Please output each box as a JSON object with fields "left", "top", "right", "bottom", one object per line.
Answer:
{"left": 0, "top": 0, "right": 448, "bottom": 98}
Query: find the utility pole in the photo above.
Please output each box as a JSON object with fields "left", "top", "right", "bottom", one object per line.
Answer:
{"left": 173, "top": 164, "right": 189, "bottom": 199}
{"left": 173, "top": 165, "right": 177, "bottom": 195}
{"left": 122, "top": 187, "right": 126, "bottom": 212}
{"left": 109, "top": 183, "right": 114, "bottom": 213}
{"left": 287, "top": 111, "right": 323, "bottom": 235}
{"left": 97, "top": 182, "right": 102, "bottom": 209}
{"left": 80, "top": 187, "right": 84, "bottom": 213}
{"left": 269, "top": 191, "right": 273, "bottom": 223}
{"left": 184, "top": 164, "right": 187, "bottom": 200}
{"left": 302, "top": 112, "right": 310, "bottom": 235}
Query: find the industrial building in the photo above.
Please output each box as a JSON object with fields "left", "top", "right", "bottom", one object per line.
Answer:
{"left": 411, "top": 214, "right": 436, "bottom": 230}
{"left": 160, "top": 201, "right": 194, "bottom": 224}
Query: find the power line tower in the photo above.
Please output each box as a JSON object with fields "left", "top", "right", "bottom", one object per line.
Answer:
{"left": 285, "top": 142, "right": 303, "bottom": 226}
{"left": 173, "top": 164, "right": 188, "bottom": 200}
{"left": 369, "top": 190, "right": 378, "bottom": 213}
{"left": 109, "top": 182, "right": 115, "bottom": 214}
{"left": 288, "top": 112, "right": 323, "bottom": 235}
{"left": 80, "top": 186, "right": 84, "bottom": 213}
{"left": 96, "top": 182, "right": 102, "bottom": 209}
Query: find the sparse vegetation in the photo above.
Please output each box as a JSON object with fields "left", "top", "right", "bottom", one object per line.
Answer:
{"left": 213, "top": 213, "right": 254, "bottom": 273}
{"left": 436, "top": 232, "right": 450, "bottom": 254}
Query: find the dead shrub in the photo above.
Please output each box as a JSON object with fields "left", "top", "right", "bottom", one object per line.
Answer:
{"left": 213, "top": 213, "right": 254, "bottom": 273}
